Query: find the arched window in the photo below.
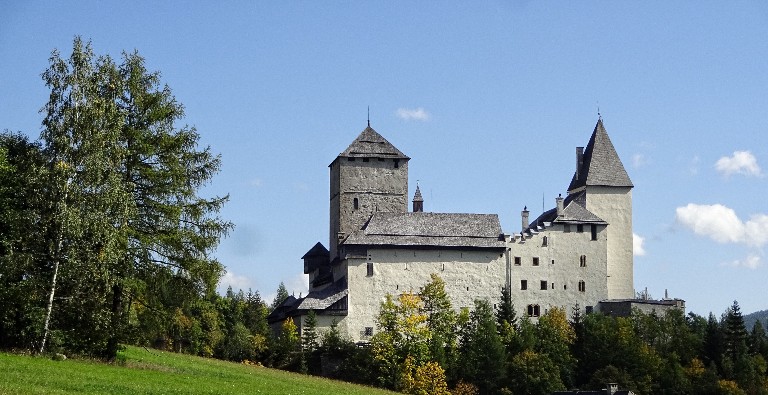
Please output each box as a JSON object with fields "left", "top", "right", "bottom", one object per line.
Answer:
{"left": 542, "top": 236, "right": 548, "bottom": 247}
{"left": 578, "top": 280, "right": 586, "bottom": 292}
{"left": 526, "top": 304, "right": 541, "bottom": 317}
{"left": 353, "top": 197, "right": 359, "bottom": 210}
{"left": 580, "top": 255, "right": 587, "bottom": 267}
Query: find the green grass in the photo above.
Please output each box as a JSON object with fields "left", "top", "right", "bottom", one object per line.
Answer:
{"left": 0, "top": 346, "right": 400, "bottom": 395}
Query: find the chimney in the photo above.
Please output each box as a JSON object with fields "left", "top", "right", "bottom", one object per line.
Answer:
{"left": 521, "top": 206, "right": 529, "bottom": 231}
{"left": 556, "top": 194, "right": 564, "bottom": 218}
{"left": 412, "top": 185, "right": 424, "bottom": 212}
{"left": 576, "top": 147, "right": 584, "bottom": 180}
{"left": 606, "top": 383, "right": 618, "bottom": 395}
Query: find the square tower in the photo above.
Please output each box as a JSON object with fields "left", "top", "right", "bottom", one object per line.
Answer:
{"left": 329, "top": 125, "right": 410, "bottom": 259}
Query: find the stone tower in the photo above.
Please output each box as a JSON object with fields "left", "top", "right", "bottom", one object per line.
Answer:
{"left": 567, "top": 118, "right": 634, "bottom": 299}
{"left": 329, "top": 125, "right": 410, "bottom": 259}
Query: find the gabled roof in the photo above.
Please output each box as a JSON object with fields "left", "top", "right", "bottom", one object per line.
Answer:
{"left": 530, "top": 191, "right": 606, "bottom": 228}
{"left": 343, "top": 212, "right": 505, "bottom": 249}
{"left": 568, "top": 118, "right": 633, "bottom": 191}
{"left": 334, "top": 125, "right": 409, "bottom": 161}
{"left": 301, "top": 242, "right": 329, "bottom": 259}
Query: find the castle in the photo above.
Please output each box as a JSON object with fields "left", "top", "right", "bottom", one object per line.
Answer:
{"left": 269, "top": 118, "right": 676, "bottom": 342}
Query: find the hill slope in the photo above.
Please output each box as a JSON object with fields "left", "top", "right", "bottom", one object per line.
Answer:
{"left": 0, "top": 346, "right": 400, "bottom": 395}
{"left": 745, "top": 309, "right": 768, "bottom": 331}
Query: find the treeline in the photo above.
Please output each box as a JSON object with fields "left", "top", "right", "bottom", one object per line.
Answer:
{"left": 293, "top": 274, "right": 768, "bottom": 395}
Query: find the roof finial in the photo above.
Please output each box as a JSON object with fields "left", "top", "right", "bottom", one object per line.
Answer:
{"left": 597, "top": 102, "right": 601, "bottom": 121}
{"left": 367, "top": 106, "right": 370, "bottom": 127}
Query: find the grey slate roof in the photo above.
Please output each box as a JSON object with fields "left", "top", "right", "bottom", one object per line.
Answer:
{"left": 568, "top": 119, "right": 633, "bottom": 191}
{"left": 301, "top": 242, "right": 329, "bottom": 259}
{"left": 296, "top": 280, "right": 349, "bottom": 310}
{"left": 530, "top": 191, "right": 606, "bottom": 228}
{"left": 343, "top": 212, "right": 505, "bottom": 249}
{"left": 336, "top": 125, "right": 409, "bottom": 160}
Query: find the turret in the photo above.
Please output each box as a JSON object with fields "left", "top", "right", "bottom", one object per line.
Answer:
{"left": 329, "top": 125, "right": 409, "bottom": 259}
{"left": 568, "top": 118, "right": 634, "bottom": 299}
{"left": 412, "top": 185, "right": 424, "bottom": 212}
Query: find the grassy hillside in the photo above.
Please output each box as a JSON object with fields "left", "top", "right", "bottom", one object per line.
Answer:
{"left": 0, "top": 346, "right": 400, "bottom": 395}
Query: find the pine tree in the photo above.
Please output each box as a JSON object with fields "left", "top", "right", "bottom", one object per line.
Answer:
{"left": 271, "top": 282, "right": 289, "bottom": 310}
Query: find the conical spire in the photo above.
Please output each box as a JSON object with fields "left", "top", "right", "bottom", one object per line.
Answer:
{"left": 568, "top": 118, "right": 633, "bottom": 191}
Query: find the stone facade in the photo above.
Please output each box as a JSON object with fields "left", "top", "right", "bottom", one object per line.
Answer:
{"left": 269, "top": 118, "right": 664, "bottom": 342}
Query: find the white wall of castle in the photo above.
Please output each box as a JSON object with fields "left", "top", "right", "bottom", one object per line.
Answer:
{"left": 331, "top": 220, "right": 612, "bottom": 342}
{"left": 343, "top": 248, "right": 506, "bottom": 342}
{"left": 582, "top": 186, "right": 634, "bottom": 299}
{"left": 508, "top": 222, "right": 609, "bottom": 318}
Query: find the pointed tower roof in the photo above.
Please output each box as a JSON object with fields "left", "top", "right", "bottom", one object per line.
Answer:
{"left": 337, "top": 125, "right": 410, "bottom": 160}
{"left": 413, "top": 185, "right": 424, "bottom": 202}
{"left": 568, "top": 118, "right": 633, "bottom": 191}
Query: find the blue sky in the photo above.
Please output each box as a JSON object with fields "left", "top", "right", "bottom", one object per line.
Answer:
{"left": 2, "top": 2, "right": 767, "bottom": 316}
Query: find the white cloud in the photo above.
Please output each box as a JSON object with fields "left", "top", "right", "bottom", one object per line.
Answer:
{"left": 285, "top": 273, "right": 309, "bottom": 298}
{"left": 396, "top": 107, "right": 430, "bottom": 121}
{"left": 689, "top": 155, "right": 700, "bottom": 175}
{"left": 248, "top": 178, "right": 263, "bottom": 188}
{"left": 675, "top": 203, "right": 768, "bottom": 247}
{"left": 723, "top": 254, "right": 762, "bottom": 270}
{"left": 633, "top": 233, "right": 646, "bottom": 256}
{"left": 264, "top": 273, "right": 309, "bottom": 304}
{"left": 632, "top": 154, "right": 648, "bottom": 169}
{"left": 218, "top": 270, "right": 252, "bottom": 293}
{"left": 715, "top": 151, "right": 762, "bottom": 177}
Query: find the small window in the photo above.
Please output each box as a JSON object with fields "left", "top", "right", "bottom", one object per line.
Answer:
{"left": 394, "top": 159, "right": 399, "bottom": 168}
{"left": 591, "top": 225, "right": 597, "bottom": 240}
{"left": 542, "top": 236, "right": 548, "bottom": 247}
{"left": 551, "top": 282, "right": 555, "bottom": 289}
{"left": 527, "top": 304, "right": 541, "bottom": 317}
{"left": 533, "top": 257, "right": 540, "bottom": 266}
{"left": 577, "top": 224, "right": 584, "bottom": 233}
{"left": 540, "top": 280, "right": 548, "bottom": 290}
{"left": 585, "top": 305, "right": 594, "bottom": 314}
{"left": 563, "top": 284, "right": 567, "bottom": 290}
{"left": 580, "top": 255, "right": 587, "bottom": 267}
{"left": 367, "top": 262, "right": 373, "bottom": 277}
{"left": 520, "top": 280, "right": 527, "bottom": 290}
{"left": 578, "top": 280, "right": 586, "bottom": 292}
{"left": 364, "top": 327, "right": 374, "bottom": 336}
{"left": 353, "top": 197, "right": 359, "bottom": 210}
{"left": 514, "top": 256, "right": 521, "bottom": 266}
{"left": 564, "top": 224, "right": 571, "bottom": 233}
{"left": 551, "top": 259, "right": 555, "bottom": 265}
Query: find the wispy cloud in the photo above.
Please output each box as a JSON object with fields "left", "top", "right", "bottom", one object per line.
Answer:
{"left": 632, "top": 153, "right": 648, "bottom": 169}
{"left": 675, "top": 203, "right": 768, "bottom": 247}
{"left": 723, "top": 254, "right": 762, "bottom": 270}
{"left": 689, "top": 155, "right": 701, "bottom": 175}
{"left": 715, "top": 151, "right": 762, "bottom": 177}
{"left": 248, "top": 178, "right": 263, "bottom": 188}
{"left": 396, "top": 107, "right": 430, "bottom": 121}
{"left": 633, "top": 233, "right": 646, "bottom": 256}
{"left": 218, "top": 270, "right": 252, "bottom": 293}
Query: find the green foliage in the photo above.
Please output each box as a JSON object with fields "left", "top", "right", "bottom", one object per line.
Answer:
{"left": 271, "top": 282, "right": 289, "bottom": 310}
{"left": 508, "top": 350, "right": 565, "bottom": 395}
{"left": 458, "top": 299, "right": 506, "bottom": 395}
{"left": 0, "top": 37, "right": 232, "bottom": 359}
